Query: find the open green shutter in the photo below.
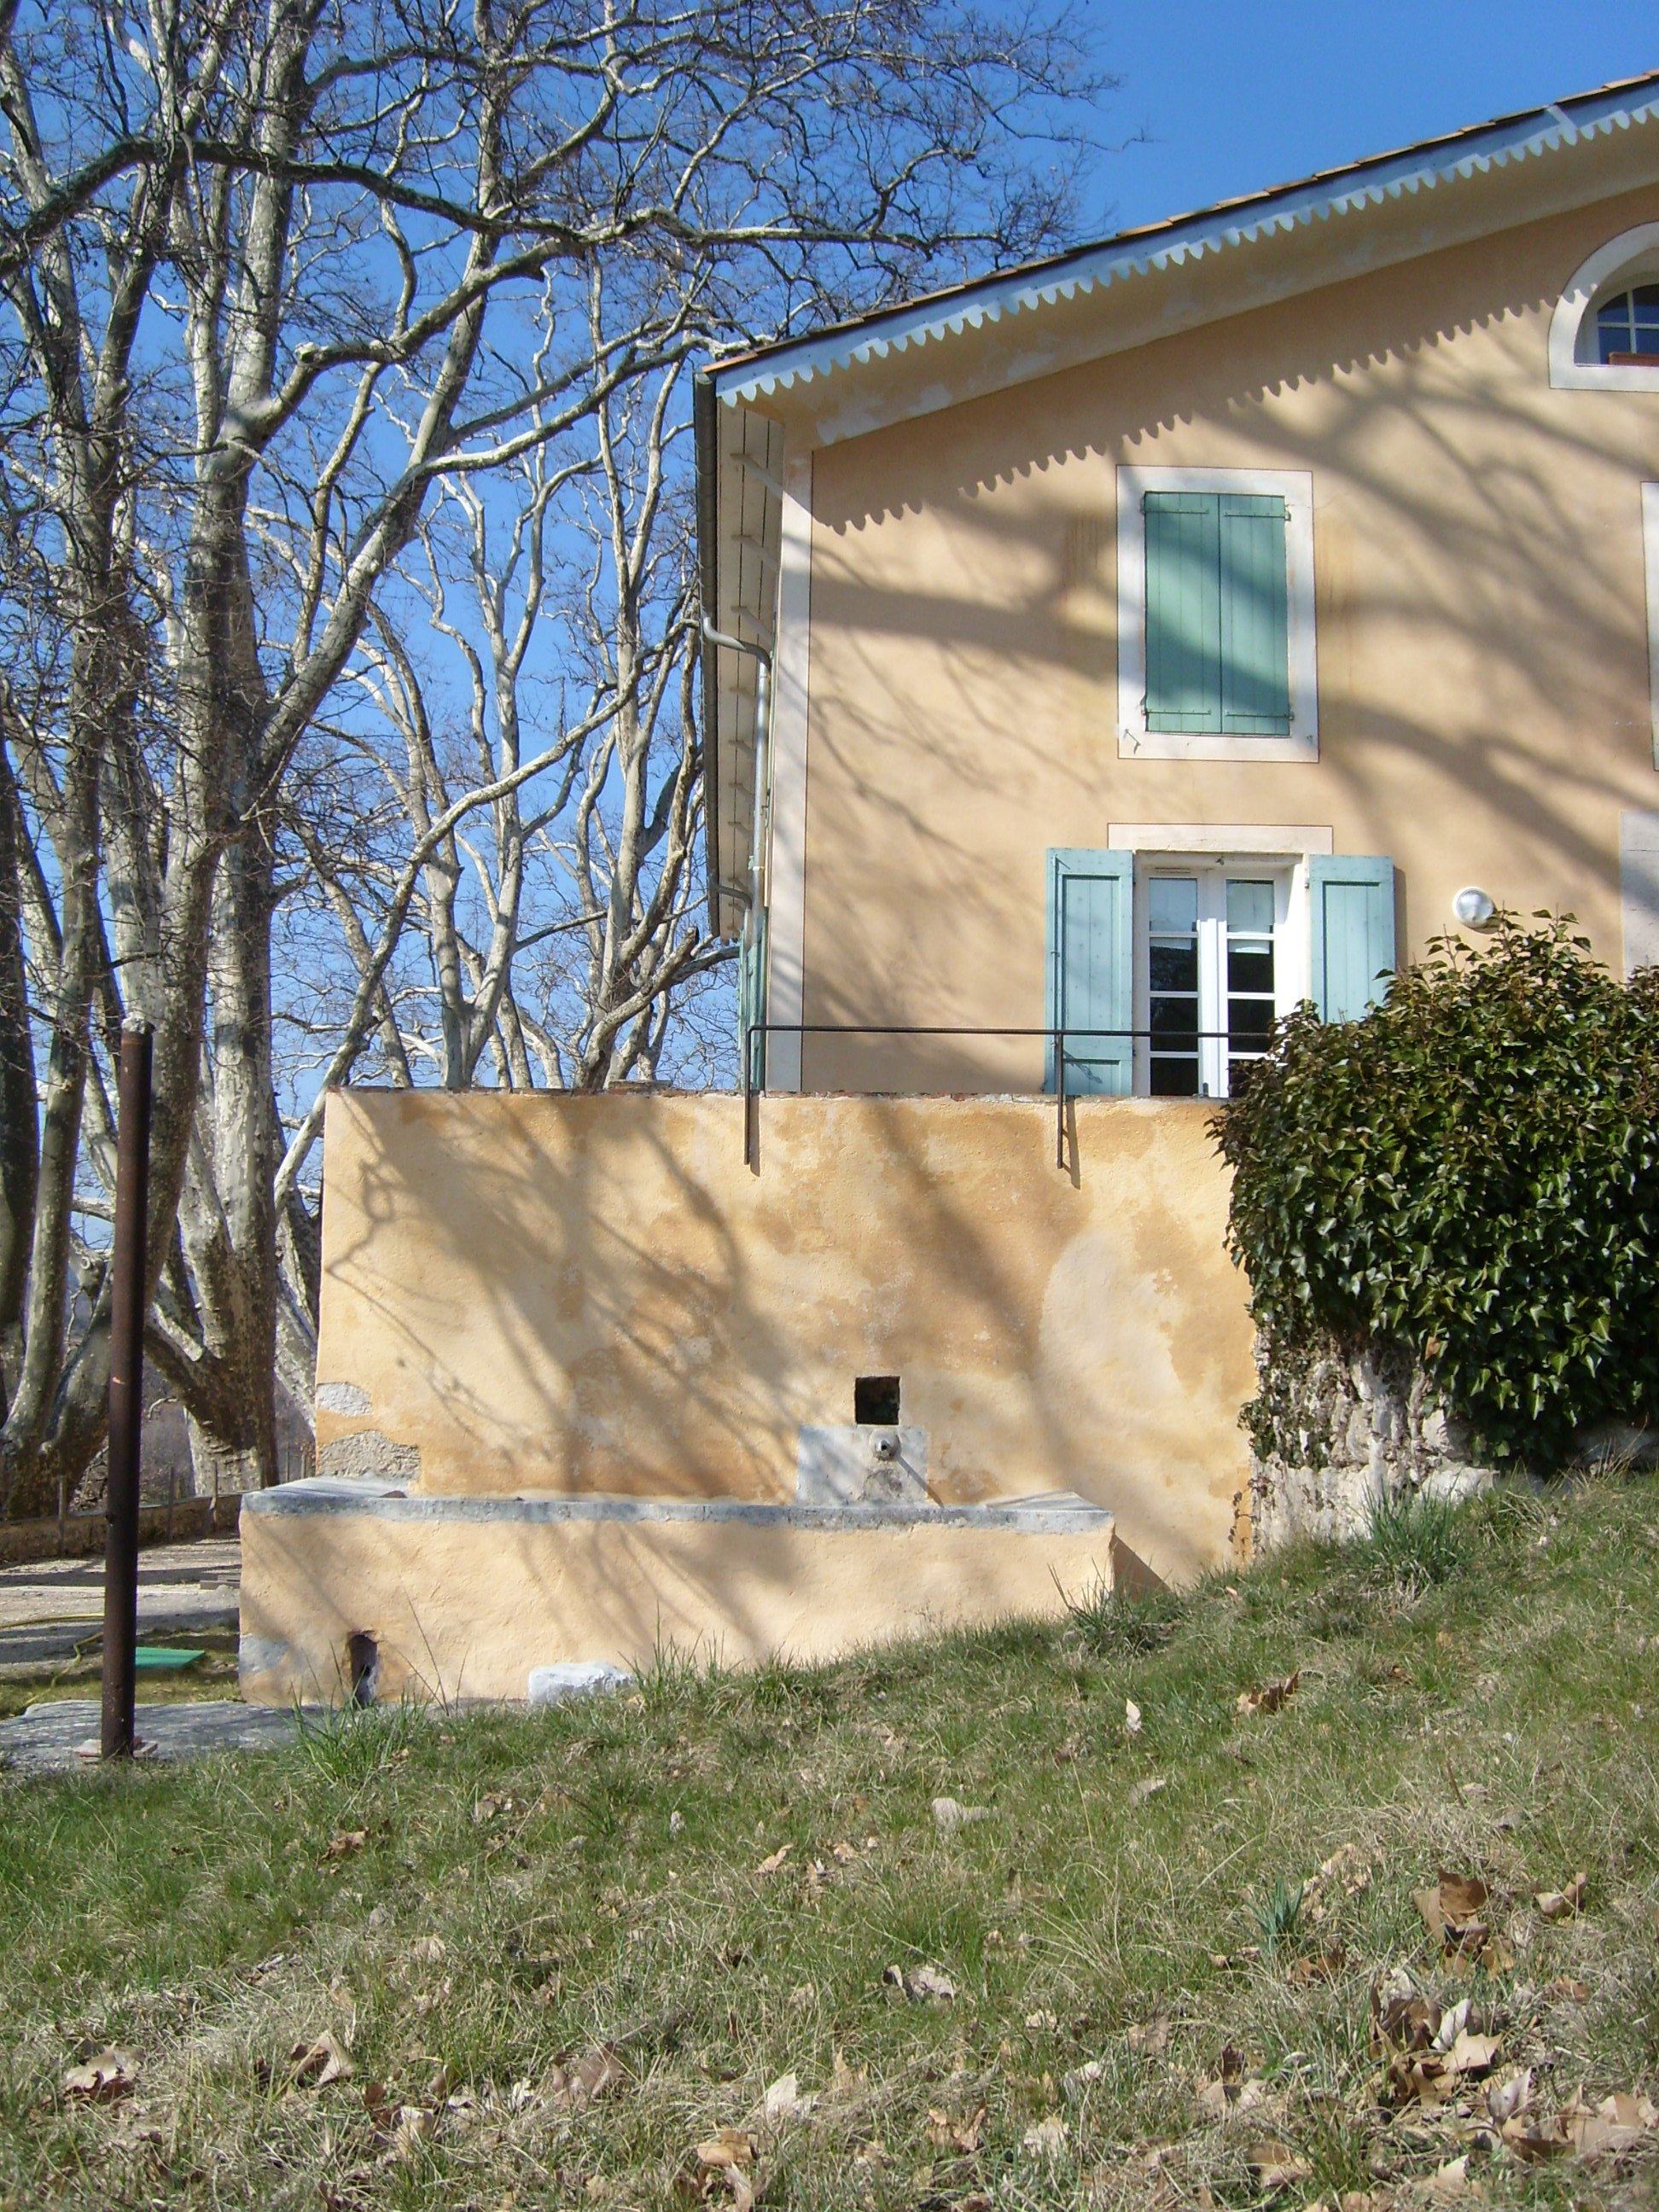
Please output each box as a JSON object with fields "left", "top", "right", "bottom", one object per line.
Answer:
{"left": 1219, "top": 495, "right": 1291, "bottom": 734}
{"left": 1046, "top": 849, "right": 1133, "bottom": 1095}
{"left": 1309, "top": 856, "right": 1395, "bottom": 1021}
{"left": 1144, "top": 493, "right": 1221, "bottom": 732}
{"left": 737, "top": 911, "right": 768, "bottom": 1088}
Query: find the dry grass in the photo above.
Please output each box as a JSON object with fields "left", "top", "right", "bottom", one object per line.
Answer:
{"left": 1, "top": 1476, "right": 1656, "bottom": 2209}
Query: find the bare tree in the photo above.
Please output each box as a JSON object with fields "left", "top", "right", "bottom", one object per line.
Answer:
{"left": 0, "top": 0, "right": 1108, "bottom": 1513}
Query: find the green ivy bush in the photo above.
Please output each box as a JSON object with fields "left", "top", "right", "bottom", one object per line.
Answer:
{"left": 1212, "top": 917, "right": 1659, "bottom": 1470}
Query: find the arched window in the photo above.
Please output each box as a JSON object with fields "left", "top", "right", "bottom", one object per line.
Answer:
{"left": 1595, "top": 283, "right": 1659, "bottom": 366}
{"left": 1550, "top": 225, "right": 1659, "bottom": 391}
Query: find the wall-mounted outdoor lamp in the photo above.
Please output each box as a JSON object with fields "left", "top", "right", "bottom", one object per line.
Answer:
{"left": 1452, "top": 886, "right": 1498, "bottom": 929}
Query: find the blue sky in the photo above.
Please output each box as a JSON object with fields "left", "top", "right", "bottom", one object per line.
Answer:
{"left": 1089, "top": 2, "right": 1659, "bottom": 236}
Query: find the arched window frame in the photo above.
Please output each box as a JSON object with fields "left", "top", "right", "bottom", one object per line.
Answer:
{"left": 1550, "top": 224, "right": 1659, "bottom": 392}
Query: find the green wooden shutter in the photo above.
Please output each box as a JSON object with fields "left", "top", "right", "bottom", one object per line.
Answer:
{"left": 1046, "top": 849, "right": 1133, "bottom": 1095}
{"left": 1144, "top": 492, "right": 1221, "bottom": 732}
{"left": 1219, "top": 495, "right": 1291, "bottom": 734}
{"left": 738, "top": 911, "right": 767, "bottom": 1088}
{"left": 1309, "top": 855, "right": 1395, "bottom": 1021}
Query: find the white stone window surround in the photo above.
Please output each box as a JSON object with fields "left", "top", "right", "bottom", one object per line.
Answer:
{"left": 1549, "top": 225, "right": 1659, "bottom": 393}
{"left": 1642, "top": 483, "right": 1659, "bottom": 771}
{"left": 1128, "top": 843, "right": 1314, "bottom": 1098}
{"left": 1115, "top": 463, "right": 1319, "bottom": 764}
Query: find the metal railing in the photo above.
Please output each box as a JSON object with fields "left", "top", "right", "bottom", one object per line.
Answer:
{"left": 740, "top": 1023, "right": 1252, "bottom": 1171}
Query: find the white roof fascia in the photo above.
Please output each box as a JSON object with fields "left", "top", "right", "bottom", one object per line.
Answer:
{"left": 707, "top": 87, "right": 1659, "bottom": 445}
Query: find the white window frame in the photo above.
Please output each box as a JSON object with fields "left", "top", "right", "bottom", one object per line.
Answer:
{"left": 1115, "top": 464, "right": 1318, "bottom": 764}
{"left": 1132, "top": 853, "right": 1308, "bottom": 1099}
{"left": 1549, "top": 226, "right": 1659, "bottom": 393}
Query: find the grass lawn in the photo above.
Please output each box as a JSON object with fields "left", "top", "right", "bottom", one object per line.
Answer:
{"left": 1, "top": 1476, "right": 1656, "bottom": 2210}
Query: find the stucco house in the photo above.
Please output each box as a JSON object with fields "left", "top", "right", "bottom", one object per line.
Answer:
{"left": 244, "top": 76, "right": 1659, "bottom": 1704}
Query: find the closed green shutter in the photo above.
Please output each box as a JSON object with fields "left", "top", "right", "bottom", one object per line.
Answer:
{"left": 1144, "top": 493, "right": 1221, "bottom": 732}
{"left": 1144, "top": 490, "right": 1290, "bottom": 736}
{"left": 1309, "top": 855, "right": 1395, "bottom": 1021}
{"left": 1219, "top": 495, "right": 1291, "bottom": 734}
{"left": 1045, "top": 849, "right": 1133, "bottom": 1095}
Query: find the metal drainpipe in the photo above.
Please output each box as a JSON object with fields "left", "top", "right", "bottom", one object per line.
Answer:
{"left": 701, "top": 618, "right": 773, "bottom": 1072}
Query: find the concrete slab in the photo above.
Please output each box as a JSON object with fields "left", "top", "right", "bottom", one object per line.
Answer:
{"left": 0, "top": 1697, "right": 298, "bottom": 1775}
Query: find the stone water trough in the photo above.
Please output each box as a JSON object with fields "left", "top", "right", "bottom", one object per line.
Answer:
{"left": 238, "top": 1461, "right": 1115, "bottom": 1707}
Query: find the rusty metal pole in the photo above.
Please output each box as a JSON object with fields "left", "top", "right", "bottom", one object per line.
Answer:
{"left": 102, "top": 1023, "right": 152, "bottom": 1760}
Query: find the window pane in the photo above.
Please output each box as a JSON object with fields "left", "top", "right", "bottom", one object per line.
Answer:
{"left": 1150, "top": 942, "right": 1198, "bottom": 992}
{"left": 1225, "top": 879, "right": 1274, "bottom": 932}
{"left": 1148, "top": 876, "right": 1197, "bottom": 933}
{"left": 1633, "top": 283, "right": 1659, "bottom": 306}
{"left": 1227, "top": 998, "right": 1274, "bottom": 1045}
{"left": 1599, "top": 292, "right": 1634, "bottom": 363}
{"left": 1227, "top": 945, "right": 1273, "bottom": 994}
{"left": 1150, "top": 1057, "right": 1200, "bottom": 1097}
{"left": 1150, "top": 998, "right": 1198, "bottom": 1040}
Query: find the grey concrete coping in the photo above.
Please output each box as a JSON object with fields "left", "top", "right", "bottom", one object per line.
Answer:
{"left": 245, "top": 1477, "right": 1115, "bottom": 1539}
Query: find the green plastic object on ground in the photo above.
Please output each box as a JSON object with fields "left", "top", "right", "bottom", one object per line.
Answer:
{"left": 131, "top": 1646, "right": 206, "bottom": 1674}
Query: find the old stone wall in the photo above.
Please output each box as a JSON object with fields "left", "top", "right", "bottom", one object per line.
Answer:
{"left": 1246, "top": 1332, "right": 1497, "bottom": 1550}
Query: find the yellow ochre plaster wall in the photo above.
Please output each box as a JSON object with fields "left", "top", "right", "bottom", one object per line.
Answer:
{"left": 238, "top": 1501, "right": 1119, "bottom": 1705}
{"left": 314, "top": 1088, "right": 1254, "bottom": 1586}
{"left": 793, "top": 187, "right": 1659, "bottom": 1093}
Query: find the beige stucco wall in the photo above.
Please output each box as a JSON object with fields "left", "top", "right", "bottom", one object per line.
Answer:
{"left": 315, "top": 1088, "right": 1254, "bottom": 1584}
{"left": 238, "top": 1495, "right": 1117, "bottom": 1704}
{"left": 795, "top": 185, "right": 1659, "bottom": 1092}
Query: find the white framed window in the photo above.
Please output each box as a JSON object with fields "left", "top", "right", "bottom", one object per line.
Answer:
{"left": 1134, "top": 859, "right": 1302, "bottom": 1098}
{"left": 1116, "top": 465, "right": 1318, "bottom": 763}
{"left": 1549, "top": 225, "right": 1659, "bottom": 393}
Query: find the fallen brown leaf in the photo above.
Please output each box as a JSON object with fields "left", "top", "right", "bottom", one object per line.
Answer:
{"left": 1286, "top": 1946, "right": 1345, "bottom": 1985}
{"left": 1485, "top": 2067, "right": 1534, "bottom": 2126}
{"left": 1245, "top": 2137, "right": 1312, "bottom": 2190}
{"left": 1502, "top": 2088, "right": 1658, "bottom": 2164}
{"left": 386, "top": 2105, "right": 434, "bottom": 2161}
{"left": 1534, "top": 1872, "right": 1587, "bottom": 1922}
{"left": 1196, "top": 2043, "right": 1268, "bottom": 2118}
{"left": 697, "top": 2128, "right": 755, "bottom": 2170}
{"left": 1544, "top": 1975, "right": 1590, "bottom": 2003}
{"left": 1441, "top": 2031, "right": 1500, "bottom": 2078}
{"left": 1126, "top": 2017, "right": 1171, "bottom": 2053}
{"left": 754, "top": 1843, "right": 792, "bottom": 1877}
{"left": 1414, "top": 1871, "right": 1493, "bottom": 1957}
{"left": 926, "top": 2104, "right": 985, "bottom": 2154}
{"left": 289, "top": 2032, "right": 353, "bottom": 2089}
{"left": 62, "top": 2047, "right": 139, "bottom": 2102}
{"left": 323, "top": 1829, "right": 368, "bottom": 1861}
{"left": 1124, "top": 1698, "right": 1143, "bottom": 1736}
{"left": 1022, "top": 2114, "right": 1068, "bottom": 2158}
{"left": 546, "top": 2045, "right": 627, "bottom": 2111}
{"left": 692, "top": 2128, "right": 758, "bottom": 2209}
{"left": 1237, "top": 1670, "right": 1300, "bottom": 1716}
{"left": 1371, "top": 1966, "right": 1440, "bottom": 2052}
{"left": 1563, "top": 2087, "right": 1658, "bottom": 2163}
